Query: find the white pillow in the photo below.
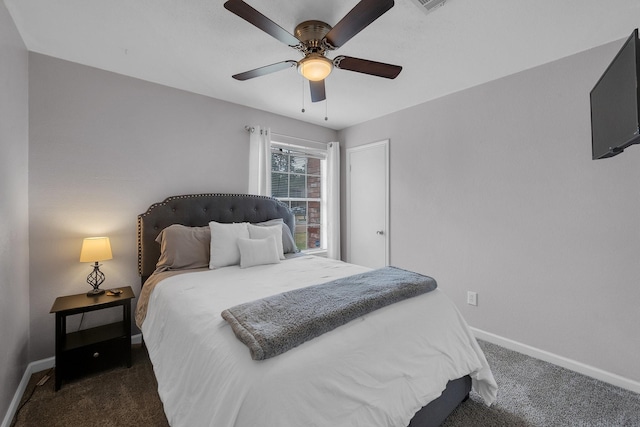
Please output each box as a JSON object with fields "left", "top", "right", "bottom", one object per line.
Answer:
{"left": 209, "top": 221, "right": 249, "bottom": 269}
{"left": 237, "top": 236, "right": 281, "bottom": 269}
{"left": 248, "top": 224, "right": 285, "bottom": 260}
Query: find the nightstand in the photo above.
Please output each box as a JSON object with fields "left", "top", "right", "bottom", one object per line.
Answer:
{"left": 50, "top": 286, "right": 134, "bottom": 391}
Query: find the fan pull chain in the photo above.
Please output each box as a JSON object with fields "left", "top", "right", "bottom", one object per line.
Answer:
{"left": 301, "top": 78, "right": 306, "bottom": 113}
{"left": 325, "top": 99, "right": 328, "bottom": 121}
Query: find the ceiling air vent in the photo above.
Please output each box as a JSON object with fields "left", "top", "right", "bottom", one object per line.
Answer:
{"left": 410, "top": 0, "right": 448, "bottom": 15}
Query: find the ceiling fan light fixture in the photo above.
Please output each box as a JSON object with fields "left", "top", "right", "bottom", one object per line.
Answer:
{"left": 298, "top": 54, "right": 333, "bottom": 81}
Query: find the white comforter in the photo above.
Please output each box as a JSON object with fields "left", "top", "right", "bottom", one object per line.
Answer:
{"left": 141, "top": 256, "right": 497, "bottom": 427}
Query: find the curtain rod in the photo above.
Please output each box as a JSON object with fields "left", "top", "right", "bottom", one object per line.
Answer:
{"left": 244, "top": 125, "right": 328, "bottom": 146}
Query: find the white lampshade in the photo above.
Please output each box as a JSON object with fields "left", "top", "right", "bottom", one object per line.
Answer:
{"left": 79, "top": 237, "right": 113, "bottom": 263}
{"left": 298, "top": 54, "right": 333, "bottom": 81}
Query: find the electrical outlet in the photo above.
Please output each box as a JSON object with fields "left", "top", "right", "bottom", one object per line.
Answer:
{"left": 467, "top": 291, "right": 478, "bottom": 306}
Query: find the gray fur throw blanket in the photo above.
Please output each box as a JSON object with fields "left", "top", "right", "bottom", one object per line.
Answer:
{"left": 221, "top": 266, "right": 437, "bottom": 360}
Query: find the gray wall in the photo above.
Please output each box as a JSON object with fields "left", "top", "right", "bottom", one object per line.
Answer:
{"left": 0, "top": 0, "right": 29, "bottom": 418}
{"left": 338, "top": 40, "right": 640, "bottom": 382}
{"left": 28, "top": 53, "right": 337, "bottom": 360}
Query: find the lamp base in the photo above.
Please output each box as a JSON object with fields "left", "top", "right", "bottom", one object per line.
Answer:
{"left": 86, "top": 262, "right": 106, "bottom": 297}
{"left": 86, "top": 288, "right": 106, "bottom": 297}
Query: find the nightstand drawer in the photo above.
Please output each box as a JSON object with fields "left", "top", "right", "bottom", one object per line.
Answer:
{"left": 61, "top": 337, "right": 129, "bottom": 378}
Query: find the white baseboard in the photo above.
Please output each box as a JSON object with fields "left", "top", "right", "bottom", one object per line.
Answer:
{"left": 131, "top": 333, "right": 142, "bottom": 345}
{"left": 472, "top": 327, "right": 640, "bottom": 394}
{"left": 1, "top": 334, "right": 143, "bottom": 427}
{"left": 1, "top": 356, "right": 54, "bottom": 427}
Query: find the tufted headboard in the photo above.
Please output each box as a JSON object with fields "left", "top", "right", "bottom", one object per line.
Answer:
{"left": 137, "top": 193, "right": 295, "bottom": 285}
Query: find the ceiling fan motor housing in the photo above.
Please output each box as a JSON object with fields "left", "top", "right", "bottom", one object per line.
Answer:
{"left": 294, "top": 20, "right": 333, "bottom": 54}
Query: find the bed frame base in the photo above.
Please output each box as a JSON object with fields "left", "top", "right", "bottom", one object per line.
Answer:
{"left": 409, "top": 375, "right": 471, "bottom": 427}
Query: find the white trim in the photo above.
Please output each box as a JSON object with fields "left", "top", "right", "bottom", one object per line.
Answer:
{"left": 1, "top": 334, "right": 143, "bottom": 427}
{"left": 1, "top": 356, "right": 54, "bottom": 427}
{"left": 472, "top": 327, "right": 640, "bottom": 394}
{"left": 303, "top": 249, "right": 327, "bottom": 257}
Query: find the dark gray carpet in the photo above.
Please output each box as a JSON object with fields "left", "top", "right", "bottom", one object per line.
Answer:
{"left": 443, "top": 341, "right": 640, "bottom": 427}
{"left": 11, "top": 341, "right": 640, "bottom": 426}
{"left": 11, "top": 345, "right": 169, "bottom": 427}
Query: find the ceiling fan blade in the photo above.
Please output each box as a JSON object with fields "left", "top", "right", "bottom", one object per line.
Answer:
{"left": 324, "top": 0, "right": 394, "bottom": 49}
{"left": 224, "top": 0, "right": 300, "bottom": 47}
{"left": 334, "top": 56, "right": 402, "bottom": 79}
{"left": 309, "top": 80, "right": 326, "bottom": 102}
{"left": 232, "top": 60, "right": 297, "bottom": 81}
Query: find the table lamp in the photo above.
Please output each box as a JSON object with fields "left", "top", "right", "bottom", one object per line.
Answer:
{"left": 80, "top": 236, "right": 113, "bottom": 296}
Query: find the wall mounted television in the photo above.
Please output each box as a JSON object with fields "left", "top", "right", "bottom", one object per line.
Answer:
{"left": 590, "top": 28, "right": 640, "bottom": 160}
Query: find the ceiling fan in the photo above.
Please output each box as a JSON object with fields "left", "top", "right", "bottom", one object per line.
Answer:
{"left": 224, "top": 0, "right": 402, "bottom": 103}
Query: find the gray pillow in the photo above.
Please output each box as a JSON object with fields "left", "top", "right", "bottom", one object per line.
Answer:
{"left": 155, "top": 224, "right": 210, "bottom": 271}
{"left": 238, "top": 236, "right": 281, "bottom": 269}
{"left": 254, "top": 218, "right": 299, "bottom": 254}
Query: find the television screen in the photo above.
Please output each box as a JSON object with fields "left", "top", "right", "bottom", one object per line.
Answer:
{"left": 590, "top": 29, "right": 640, "bottom": 160}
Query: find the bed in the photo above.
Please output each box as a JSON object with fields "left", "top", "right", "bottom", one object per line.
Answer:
{"left": 136, "top": 193, "right": 497, "bottom": 427}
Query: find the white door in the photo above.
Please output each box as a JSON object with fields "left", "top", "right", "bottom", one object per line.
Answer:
{"left": 347, "top": 140, "right": 389, "bottom": 268}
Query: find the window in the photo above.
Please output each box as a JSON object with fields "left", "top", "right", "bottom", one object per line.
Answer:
{"left": 271, "top": 144, "right": 325, "bottom": 251}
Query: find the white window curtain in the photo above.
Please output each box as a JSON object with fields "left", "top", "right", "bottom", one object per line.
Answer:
{"left": 250, "top": 128, "right": 340, "bottom": 259}
{"left": 247, "top": 126, "right": 271, "bottom": 196}
{"left": 323, "top": 141, "right": 341, "bottom": 260}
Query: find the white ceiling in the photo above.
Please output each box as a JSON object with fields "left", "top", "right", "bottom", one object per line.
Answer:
{"left": 5, "top": 0, "right": 640, "bottom": 130}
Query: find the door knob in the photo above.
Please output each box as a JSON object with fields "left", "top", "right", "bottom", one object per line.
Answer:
{"left": 376, "top": 230, "right": 384, "bottom": 235}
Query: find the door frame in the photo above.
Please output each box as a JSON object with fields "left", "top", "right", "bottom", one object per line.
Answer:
{"left": 346, "top": 139, "right": 390, "bottom": 266}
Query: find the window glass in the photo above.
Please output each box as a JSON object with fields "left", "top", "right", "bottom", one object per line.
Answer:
{"left": 290, "top": 156, "right": 307, "bottom": 174}
{"left": 289, "top": 174, "right": 306, "bottom": 198}
{"left": 271, "top": 173, "right": 288, "bottom": 198}
{"left": 272, "top": 152, "right": 288, "bottom": 172}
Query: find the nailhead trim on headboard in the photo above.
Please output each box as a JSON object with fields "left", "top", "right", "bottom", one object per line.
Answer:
{"left": 137, "top": 193, "right": 295, "bottom": 283}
